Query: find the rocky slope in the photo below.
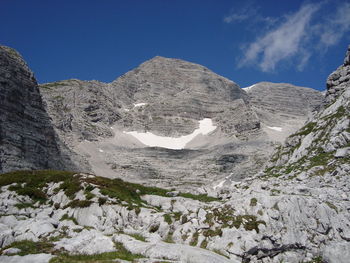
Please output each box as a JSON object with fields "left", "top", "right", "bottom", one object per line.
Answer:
{"left": 0, "top": 46, "right": 78, "bottom": 173}
{"left": 244, "top": 82, "right": 323, "bottom": 142}
{"left": 40, "top": 57, "right": 322, "bottom": 190}
{"left": 0, "top": 46, "right": 349, "bottom": 263}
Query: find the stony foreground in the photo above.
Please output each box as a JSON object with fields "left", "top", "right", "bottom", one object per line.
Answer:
{"left": 0, "top": 165, "right": 349, "bottom": 263}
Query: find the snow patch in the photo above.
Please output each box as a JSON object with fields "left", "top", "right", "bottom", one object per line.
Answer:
{"left": 124, "top": 118, "right": 217, "bottom": 150}
{"left": 267, "top": 126, "right": 282, "bottom": 132}
{"left": 134, "top": 103, "right": 147, "bottom": 108}
{"left": 242, "top": 84, "right": 256, "bottom": 92}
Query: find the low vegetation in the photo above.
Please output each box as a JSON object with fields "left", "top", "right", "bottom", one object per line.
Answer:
{"left": 60, "top": 214, "right": 78, "bottom": 225}
{"left": 0, "top": 170, "right": 219, "bottom": 211}
{"left": 0, "top": 239, "right": 143, "bottom": 262}
{"left": 49, "top": 242, "right": 143, "bottom": 262}
{"left": 204, "top": 205, "right": 266, "bottom": 234}
{"left": 0, "top": 240, "right": 54, "bottom": 256}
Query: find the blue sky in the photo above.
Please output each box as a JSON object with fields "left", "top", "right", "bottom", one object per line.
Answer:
{"left": 1, "top": 0, "right": 350, "bottom": 91}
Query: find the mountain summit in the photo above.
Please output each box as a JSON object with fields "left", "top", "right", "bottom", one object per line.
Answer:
{"left": 35, "top": 55, "right": 323, "bottom": 190}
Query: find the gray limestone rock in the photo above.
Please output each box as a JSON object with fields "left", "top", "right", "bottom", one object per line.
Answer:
{"left": 0, "top": 46, "right": 78, "bottom": 173}
{"left": 40, "top": 56, "right": 322, "bottom": 190}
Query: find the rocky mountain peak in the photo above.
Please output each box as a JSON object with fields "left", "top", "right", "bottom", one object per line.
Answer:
{"left": 113, "top": 55, "right": 244, "bottom": 106}
{"left": 141, "top": 55, "right": 210, "bottom": 72}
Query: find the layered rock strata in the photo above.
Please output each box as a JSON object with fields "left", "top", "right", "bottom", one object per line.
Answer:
{"left": 40, "top": 56, "right": 322, "bottom": 190}
{"left": 0, "top": 46, "right": 78, "bottom": 173}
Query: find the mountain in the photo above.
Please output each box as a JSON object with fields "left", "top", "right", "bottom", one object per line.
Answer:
{"left": 0, "top": 46, "right": 348, "bottom": 263}
{"left": 0, "top": 46, "right": 79, "bottom": 173}
{"left": 40, "top": 56, "right": 322, "bottom": 191}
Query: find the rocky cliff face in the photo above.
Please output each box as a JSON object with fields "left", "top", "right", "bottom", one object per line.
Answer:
{"left": 111, "top": 56, "right": 255, "bottom": 137}
{"left": 243, "top": 82, "right": 323, "bottom": 144}
{"left": 264, "top": 48, "right": 350, "bottom": 179}
{"left": 41, "top": 56, "right": 322, "bottom": 190}
{"left": 325, "top": 45, "right": 350, "bottom": 104}
{"left": 0, "top": 46, "right": 77, "bottom": 173}
{"left": 40, "top": 79, "right": 121, "bottom": 145}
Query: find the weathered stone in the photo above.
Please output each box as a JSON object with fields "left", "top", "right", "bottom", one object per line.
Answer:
{"left": 0, "top": 46, "right": 78, "bottom": 173}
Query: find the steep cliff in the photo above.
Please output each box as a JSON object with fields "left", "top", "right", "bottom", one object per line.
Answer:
{"left": 0, "top": 46, "right": 78, "bottom": 173}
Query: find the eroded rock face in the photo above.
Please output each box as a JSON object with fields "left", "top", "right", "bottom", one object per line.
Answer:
{"left": 326, "top": 45, "right": 350, "bottom": 104}
{"left": 0, "top": 46, "right": 77, "bottom": 173}
{"left": 40, "top": 79, "right": 121, "bottom": 144}
{"left": 40, "top": 56, "right": 323, "bottom": 190}
{"left": 111, "top": 56, "right": 254, "bottom": 137}
{"left": 245, "top": 82, "right": 322, "bottom": 126}
{"left": 264, "top": 47, "right": 349, "bottom": 178}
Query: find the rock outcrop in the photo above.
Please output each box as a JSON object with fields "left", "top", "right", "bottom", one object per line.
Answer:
{"left": 0, "top": 46, "right": 78, "bottom": 173}
{"left": 244, "top": 82, "right": 323, "bottom": 142}
{"left": 41, "top": 56, "right": 322, "bottom": 190}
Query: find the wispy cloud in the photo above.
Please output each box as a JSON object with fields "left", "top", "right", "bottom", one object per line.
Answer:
{"left": 239, "top": 3, "right": 320, "bottom": 72}
{"left": 233, "top": 1, "right": 350, "bottom": 72}
{"left": 224, "top": 3, "right": 276, "bottom": 27}
{"left": 224, "top": 4, "right": 257, "bottom": 23}
{"left": 319, "top": 2, "right": 350, "bottom": 48}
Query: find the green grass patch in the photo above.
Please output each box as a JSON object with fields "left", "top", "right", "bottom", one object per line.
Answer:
{"left": 309, "top": 151, "right": 334, "bottom": 167}
{"left": 290, "top": 122, "right": 316, "bottom": 137}
{"left": 60, "top": 213, "right": 78, "bottom": 225}
{"left": 203, "top": 227, "right": 223, "bottom": 237}
{"left": 1, "top": 240, "right": 54, "bottom": 256}
{"left": 50, "top": 242, "right": 143, "bottom": 262}
{"left": 1, "top": 170, "right": 218, "bottom": 214}
{"left": 190, "top": 231, "right": 199, "bottom": 246}
{"left": 0, "top": 170, "right": 76, "bottom": 202}
{"left": 250, "top": 198, "right": 257, "bottom": 206}
{"left": 14, "top": 202, "right": 34, "bottom": 209}
{"left": 66, "top": 200, "right": 93, "bottom": 208}
{"left": 84, "top": 191, "right": 95, "bottom": 200}
{"left": 8, "top": 184, "right": 47, "bottom": 203}
{"left": 163, "top": 213, "right": 172, "bottom": 224}
{"left": 128, "top": 233, "right": 146, "bottom": 242}
{"left": 179, "top": 192, "right": 219, "bottom": 202}
{"left": 200, "top": 239, "right": 208, "bottom": 248}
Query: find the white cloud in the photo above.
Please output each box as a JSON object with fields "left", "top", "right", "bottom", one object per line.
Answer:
{"left": 224, "top": 4, "right": 276, "bottom": 27}
{"left": 239, "top": 3, "right": 320, "bottom": 72}
{"left": 234, "top": 1, "right": 350, "bottom": 72}
{"left": 319, "top": 2, "right": 350, "bottom": 48}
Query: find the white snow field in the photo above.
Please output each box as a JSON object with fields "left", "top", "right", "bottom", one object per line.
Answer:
{"left": 266, "top": 126, "right": 283, "bottom": 132}
{"left": 134, "top": 102, "right": 148, "bottom": 107}
{"left": 124, "top": 118, "right": 217, "bottom": 150}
